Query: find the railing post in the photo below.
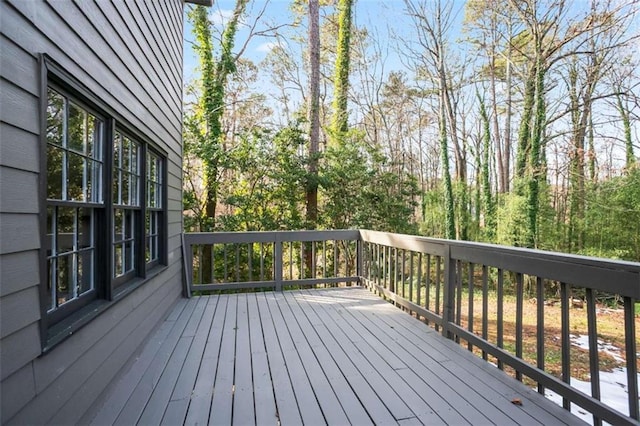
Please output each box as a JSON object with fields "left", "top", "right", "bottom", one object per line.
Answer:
{"left": 356, "top": 238, "right": 363, "bottom": 285}
{"left": 275, "top": 234, "right": 283, "bottom": 292}
{"left": 442, "top": 244, "right": 455, "bottom": 340}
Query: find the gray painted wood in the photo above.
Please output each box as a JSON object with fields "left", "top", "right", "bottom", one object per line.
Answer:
{"left": 90, "top": 287, "right": 587, "bottom": 426}
{"left": 0, "top": 322, "right": 41, "bottom": 382}
{"left": 9, "top": 279, "right": 181, "bottom": 425}
{"left": 256, "top": 292, "right": 303, "bottom": 425}
{"left": 246, "top": 293, "right": 278, "bottom": 426}
{"left": 183, "top": 295, "right": 229, "bottom": 425}
{"left": 0, "top": 213, "right": 39, "bottom": 255}
{"left": 0, "top": 35, "right": 39, "bottom": 96}
{"left": 52, "top": 285, "right": 182, "bottom": 425}
{"left": 0, "top": 286, "right": 40, "bottom": 339}
{"left": 0, "top": 123, "right": 40, "bottom": 173}
{"left": 0, "top": 0, "right": 184, "bottom": 423}
{"left": 0, "top": 364, "right": 36, "bottom": 424}
{"left": 0, "top": 167, "right": 39, "bottom": 214}
{"left": 264, "top": 292, "right": 325, "bottom": 424}
{"left": 113, "top": 295, "right": 199, "bottom": 425}
{"left": 161, "top": 296, "right": 219, "bottom": 425}
{"left": 0, "top": 250, "right": 39, "bottom": 297}
{"left": 281, "top": 291, "right": 373, "bottom": 425}
{"left": 0, "top": 80, "right": 39, "bottom": 134}
{"left": 232, "top": 293, "right": 255, "bottom": 426}
{"left": 208, "top": 293, "right": 237, "bottom": 425}
{"left": 275, "top": 292, "right": 351, "bottom": 425}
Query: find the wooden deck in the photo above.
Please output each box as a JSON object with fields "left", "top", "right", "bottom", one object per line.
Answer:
{"left": 87, "top": 287, "right": 584, "bottom": 425}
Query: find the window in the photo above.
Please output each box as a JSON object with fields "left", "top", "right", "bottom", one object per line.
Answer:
{"left": 42, "top": 66, "right": 167, "bottom": 340}
{"left": 45, "top": 88, "right": 104, "bottom": 321}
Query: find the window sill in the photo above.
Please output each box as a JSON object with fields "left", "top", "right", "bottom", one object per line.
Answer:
{"left": 42, "top": 264, "right": 168, "bottom": 354}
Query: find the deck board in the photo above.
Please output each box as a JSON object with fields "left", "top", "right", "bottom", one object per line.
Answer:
{"left": 89, "top": 287, "right": 585, "bottom": 425}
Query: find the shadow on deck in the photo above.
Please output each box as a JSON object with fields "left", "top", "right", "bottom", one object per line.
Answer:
{"left": 87, "top": 287, "right": 583, "bottom": 425}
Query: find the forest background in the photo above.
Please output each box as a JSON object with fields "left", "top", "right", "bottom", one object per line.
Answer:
{"left": 182, "top": 0, "right": 640, "bottom": 262}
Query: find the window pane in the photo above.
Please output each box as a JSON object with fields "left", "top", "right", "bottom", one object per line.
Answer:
{"left": 125, "top": 210, "right": 134, "bottom": 239}
{"left": 121, "top": 172, "right": 129, "bottom": 206}
{"left": 68, "top": 102, "right": 86, "bottom": 153}
{"left": 114, "top": 209, "right": 123, "bottom": 241}
{"left": 113, "top": 169, "right": 121, "bottom": 205}
{"left": 130, "top": 174, "right": 139, "bottom": 206}
{"left": 57, "top": 207, "right": 75, "bottom": 254}
{"left": 57, "top": 254, "right": 72, "bottom": 306}
{"left": 47, "top": 258, "right": 55, "bottom": 311}
{"left": 87, "top": 160, "right": 102, "bottom": 203}
{"left": 78, "top": 208, "right": 93, "bottom": 249}
{"left": 124, "top": 242, "right": 134, "bottom": 273}
{"left": 114, "top": 244, "right": 123, "bottom": 277}
{"left": 122, "top": 136, "right": 130, "bottom": 171}
{"left": 47, "top": 145, "right": 63, "bottom": 200}
{"left": 47, "top": 206, "right": 55, "bottom": 256}
{"left": 87, "top": 113, "right": 102, "bottom": 159}
{"left": 77, "top": 250, "right": 93, "bottom": 295}
{"left": 67, "top": 151, "right": 84, "bottom": 201}
{"left": 47, "top": 88, "right": 65, "bottom": 147}
{"left": 113, "top": 132, "right": 121, "bottom": 168}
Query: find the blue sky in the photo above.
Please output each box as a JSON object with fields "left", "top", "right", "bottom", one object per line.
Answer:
{"left": 181, "top": 0, "right": 439, "bottom": 83}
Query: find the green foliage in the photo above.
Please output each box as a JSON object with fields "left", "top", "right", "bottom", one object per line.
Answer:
{"left": 320, "top": 131, "right": 419, "bottom": 233}
{"left": 582, "top": 169, "right": 640, "bottom": 261}
{"left": 218, "top": 125, "right": 307, "bottom": 231}
{"left": 420, "top": 187, "right": 447, "bottom": 238}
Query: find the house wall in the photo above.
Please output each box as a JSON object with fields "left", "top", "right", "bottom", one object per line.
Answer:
{"left": 0, "top": 1, "right": 184, "bottom": 423}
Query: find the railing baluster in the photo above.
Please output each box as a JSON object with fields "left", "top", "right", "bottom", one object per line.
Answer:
{"left": 586, "top": 288, "right": 602, "bottom": 426}
{"left": 409, "top": 251, "right": 415, "bottom": 304}
{"left": 468, "top": 263, "right": 474, "bottom": 351}
{"left": 455, "top": 260, "right": 462, "bottom": 343}
{"left": 401, "top": 249, "right": 406, "bottom": 301}
{"left": 516, "top": 272, "right": 524, "bottom": 381}
{"left": 624, "top": 296, "right": 639, "bottom": 420}
{"left": 311, "top": 241, "right": 316, "bottom": 280}
{"left": 235, "top": 243, "right": 240, "bottom": 282}
{"left": 497, "top": 268, "right": 504, "bottom": 370}
{"left": 536, "top": 276, "right": 545, "bottom": 394}
{"left": 260, "top": 243, "right": 264, "bottom": 282}
{"left": 482, "top": 265, "right": 488, "bottom": 360}
{"left": 435, "top": 255, "right": 441, "bottom": 332}
{"left": 417, "top": 252, "right": 422, "bottom": 317}
{"left": 300, "top": 240, "right": 304, "bottom": 280}
{"left": 223, "top": 244, "right": 228, "bottom": 283}
{"left": 561, "top": 281, "right": 571, "bottom": 410}
{"left": 248, "top": 243, "right": 253, "bottom": 282}
{"left": 323, "top": 240, "right": 327, "bottom": 278}
{"left": 288, "top": 241, "right": 293, "bottom": 280}
{"left": 426, "top": 254, "right": 431, "bottom": 315}
{"left": 334, "top": 241, "right": 338, "bottom": 278}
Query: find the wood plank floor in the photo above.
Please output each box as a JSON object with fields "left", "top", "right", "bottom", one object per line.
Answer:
{"left": 88, "top": 287, "right": 584, "bottom": 425}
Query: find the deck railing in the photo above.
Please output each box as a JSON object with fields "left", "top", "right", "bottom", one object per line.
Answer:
{"left": 182, "top": 229, "right": 640, "bottom": 425}
{"left": 182, "top": 230, "right": 360, "bottom": 295}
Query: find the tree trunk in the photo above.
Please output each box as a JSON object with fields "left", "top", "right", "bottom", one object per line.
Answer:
{"left": 306, "top": 0, "right": 320, "bottom": 229}
{"left": 330, "top": 0, "right": 352, "bottom": 145}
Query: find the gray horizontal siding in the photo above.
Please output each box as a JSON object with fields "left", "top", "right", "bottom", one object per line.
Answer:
{"left": 8, "top": 268, "right": 183, "bottom": 425}
{"left": 0, "top": 123, "right": 40, "bottom": 173}
{"left": 0, "top": 167, "right": 39, "bottom": 214}
{"left": 0, "top": 286, "right": 41, "bottom": 340}
{"left": 0, "top": 213, "right": 40, "bottom": 255}
{"left": 0, "top": 0, "right": 184, "bottom": 423}
{"left": 0, "top": 250, "right": 40, "bottom": 297}
{"left": 0, "top": 323, "right": 41, "bottom": 383}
